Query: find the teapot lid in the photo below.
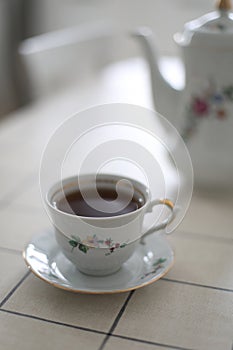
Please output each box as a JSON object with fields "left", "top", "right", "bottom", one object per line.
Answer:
{"left": 174, "top": 0, "right": 233, "bottom": 47}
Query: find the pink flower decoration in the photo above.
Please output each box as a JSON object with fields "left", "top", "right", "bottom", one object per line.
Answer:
{"left": 192, "top": 97, "right": 209, "bottom": 116}
{"left": 105, "top": 239, "right": 112, "bottom": 247}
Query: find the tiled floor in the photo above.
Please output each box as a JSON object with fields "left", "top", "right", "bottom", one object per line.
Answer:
{"left": 0, "top": 312, "right": 105, "bottom": 350}
{"left": 114, "top": 281, "right": 233, "bottom": 349}
{"left": 179, "top": 192, "right": 233, "bottom": 240}
{"left": 1, "top": 64, "right": 233, "bottom": 350}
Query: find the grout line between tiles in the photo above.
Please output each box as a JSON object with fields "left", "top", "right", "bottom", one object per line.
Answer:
{"left": 175, "top": 229, "right": 233, "bottom": 244}
{"left": 0, "top": 203, "right": 42, "bottom": 213}
{"left": 0, "top": 246, "right": 22, "bottom": 255}
{"left": 98, "top": 290, "right": 135, "bottom": 350}
{"left": 0, "top": 271, "right": 31, "bottom": 308}
{"left": 111, "top": 334, "right": 196, "bottom": 350}
{"left": 0, "top": 309, "right": 107, "bottom": 336}
{"left": 162, "top": 277, "right": 233, "bottom": 293}
{"left": 108, "top": 290, "right": 135, "bottom": 334}
{"left": 0, "top": 309, "right": 196, "bottom": 350}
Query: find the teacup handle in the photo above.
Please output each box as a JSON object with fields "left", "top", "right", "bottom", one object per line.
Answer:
{"left": 140, "top": 199, "right": 175, "bottom": 244}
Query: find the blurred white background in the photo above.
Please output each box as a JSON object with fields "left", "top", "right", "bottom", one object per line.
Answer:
{"left": 0, "top": 0, "right": 214, "bottom": 117}
{"left": 29, "top": 0, "right": 213, "bottom": 55}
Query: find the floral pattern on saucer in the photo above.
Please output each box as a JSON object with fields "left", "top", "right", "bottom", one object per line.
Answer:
{"left": 141, "top": 258, "right": 167, "bottom": 279}
{"left": 68, "top": 234, "right": 127, "bottom": 255}
{"left": 23, "top": 232, "right": 174, "bottom": 294}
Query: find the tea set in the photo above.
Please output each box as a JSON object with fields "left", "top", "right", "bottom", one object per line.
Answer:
{"left": 24, "top": 1, "right": 233, "bottom": 293}
{"left": 24, "top": 174, "right": 175, "bottom": 293}
{"left": 134, "top": 0, "right": 233, "bottom": 189}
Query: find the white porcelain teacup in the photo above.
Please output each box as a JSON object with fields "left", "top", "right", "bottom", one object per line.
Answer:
{"left": 45, "top": 174, "right": 175, "bottom": 276}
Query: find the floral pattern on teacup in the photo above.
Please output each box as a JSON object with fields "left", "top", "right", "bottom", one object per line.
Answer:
{"left": 68, "top": 234, "right": 127, "bottom": 256}
{"left": 182, "top": 81, "right": 233, "bottom": 141}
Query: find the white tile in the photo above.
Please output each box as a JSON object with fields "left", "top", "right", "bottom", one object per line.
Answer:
{"left": 114, "top": 280, "right": 233, "bottom": 350}
{"left": 12, "top": 184, "right": 43, "bottom": 210}
{"left": 166, "top": 231, "right": 233, "bottom": 290}
{"left": 0, "top": 205, "right": 50, "bottom": 250}
{"left": 5, "top": 274, "right": 130, "bottom": 332}
{"left": 179, "top": 192, "right": 233, "bottom": 239}
{"left": 0, "top": 166, "right": 35, "bottom": 200}
{"left": 0, "top": 251, "right": 26, "bottom": 303}
{"left": 0, "top": 128, "right": 41, "bottom": 175}
{"left": 105, "top": 337, "right": 165, "bottom": 350}
{"left": 0, "top": 311, "right": 104, "bottom": 350}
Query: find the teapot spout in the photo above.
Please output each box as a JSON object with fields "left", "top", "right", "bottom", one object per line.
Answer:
{"left": 133, "top": 27, "right": 182, "bottom": 127}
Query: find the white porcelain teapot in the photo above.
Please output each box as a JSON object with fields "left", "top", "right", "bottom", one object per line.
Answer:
{"left": 134, "top": 0, "right": 233, "bottom": 189}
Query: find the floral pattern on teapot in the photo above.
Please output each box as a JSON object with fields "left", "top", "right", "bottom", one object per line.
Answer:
{"left": 182, "top": 80, "right": 233, "bottom": 141}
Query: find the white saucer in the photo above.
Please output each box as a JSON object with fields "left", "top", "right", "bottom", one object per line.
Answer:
{"left": 23, "top": 231, "right": 174, "bottom": 294}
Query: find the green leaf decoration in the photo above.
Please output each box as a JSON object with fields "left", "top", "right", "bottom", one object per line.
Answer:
{"left": 78, "top": 244, "right": 89, "bottom": 254}
{"left": 69, "top": 240, "right": 78, "bottom": 248}
{"left": 120, "top": 243, "right": 127, "bottom": 248}
{"left": 153, "top": 257, "right": 167, "bottom": 267}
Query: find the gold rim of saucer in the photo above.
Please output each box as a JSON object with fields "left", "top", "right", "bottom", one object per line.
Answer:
{"left": 22, "top": 239, "right": 175, "bottom": 294}
{"left": 23, "top": 252, "right": 175, "bottom": 294}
